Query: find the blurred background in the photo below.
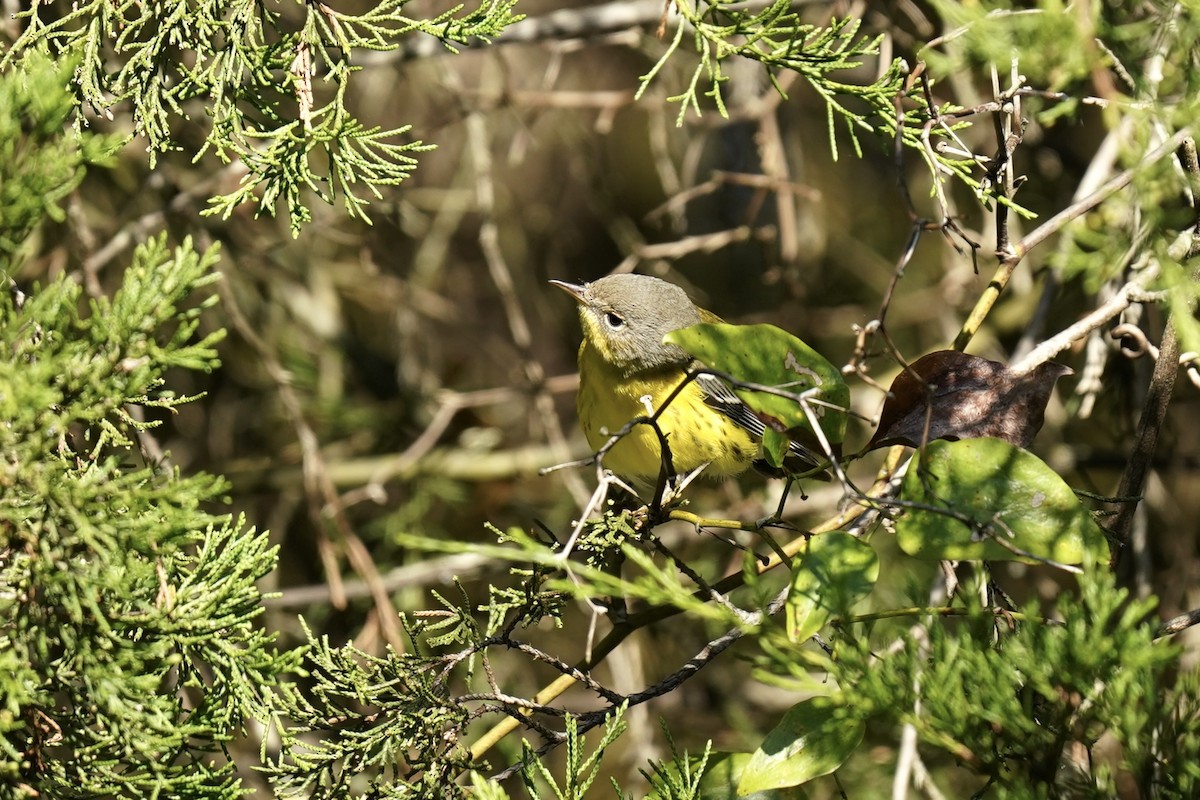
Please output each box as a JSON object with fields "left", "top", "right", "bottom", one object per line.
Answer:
{"left": 9, "top": 0, "right": 1199, "bottom": 793}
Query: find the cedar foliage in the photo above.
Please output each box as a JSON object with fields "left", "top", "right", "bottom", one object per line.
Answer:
{"left": 3, "top": 1, "right": 1199, "bottom": 798}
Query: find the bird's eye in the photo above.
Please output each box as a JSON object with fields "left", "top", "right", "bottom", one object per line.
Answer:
{"left": 603, "top": 311, "right": 626, "bottom": 330}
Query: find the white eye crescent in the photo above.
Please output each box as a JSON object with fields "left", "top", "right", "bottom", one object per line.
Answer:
{"left": 603, "top": 311, "right": 626, "bottom": 330}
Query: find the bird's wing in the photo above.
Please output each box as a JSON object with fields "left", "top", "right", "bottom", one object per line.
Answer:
{"left": 694, "top": 372, "right": 825, "bottom": 471}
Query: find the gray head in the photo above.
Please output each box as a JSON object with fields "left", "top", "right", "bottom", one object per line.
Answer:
{"left": 551, "top": 274, "right": 701, "bottom": 374}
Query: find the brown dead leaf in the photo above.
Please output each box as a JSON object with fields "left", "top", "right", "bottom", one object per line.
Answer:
{"left": 864, "top": 351, "right": 1072, "bottom": 451}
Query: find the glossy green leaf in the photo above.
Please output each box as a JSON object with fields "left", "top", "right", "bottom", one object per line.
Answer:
{"left": 738, "top": 696, "right": 863, "bottom": 795}
{"left": 787, "top": 532, "right": 879, "bottom": 643}
{"left": 665, "top": 323, "right": 849, "bottom": 446}
{"left": 896, "top": 438, "right": 1109, "bottom": 564}
{"left": 761, "top": 427, "right": 790, "bottom": 469}
{"left": 698, "top": 752, "right": 808, "bottom": 799}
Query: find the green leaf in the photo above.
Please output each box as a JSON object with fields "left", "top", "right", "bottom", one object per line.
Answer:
{"left": 761, "top": 427, "right": 790, "bottom": 468}
{"left": 696, "top": 752, "right": 808, "bottom": 799}
{"left": 896, "top": 438, "right": 1110, "bottom": 564}
{"left": 738, "top": 696, "right": 863, "bottom": 795}
{"left": 664, "top": 323, "right": 849, "bottom": 446}
{"left": 786, "top": 532, "right": 879, "bottom": 643}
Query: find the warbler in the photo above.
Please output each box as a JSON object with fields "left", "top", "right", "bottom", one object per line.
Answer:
{"left": 552, "top": 273, "right": 820, "bottom": 482}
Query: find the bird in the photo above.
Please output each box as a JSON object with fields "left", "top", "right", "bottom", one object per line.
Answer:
{"left": 551, "top": 273, "right": 821, "bottom": 484}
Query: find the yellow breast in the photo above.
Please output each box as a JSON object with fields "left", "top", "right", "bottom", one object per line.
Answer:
{"left": 575, "top": 339, "right": 757, "bottom": 480}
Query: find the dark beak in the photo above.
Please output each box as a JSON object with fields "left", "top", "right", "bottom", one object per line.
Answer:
{"left": 549, "top": 279, "right": 587, "bottom": 303}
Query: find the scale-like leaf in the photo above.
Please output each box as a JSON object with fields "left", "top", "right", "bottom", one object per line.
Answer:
{"left": 896, "top": 438, "right": 1109, "bottom": 564}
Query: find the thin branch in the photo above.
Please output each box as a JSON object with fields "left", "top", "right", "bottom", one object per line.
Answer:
{"left": 635, "top": 225, "right": 767, "bottom": 260}
{"left": 83, "top": 163, "right": 248, "bottom": 274}
{"left": 1008, "top": 265, "right": 1160, "bottom": 376}
{"left": 1110, "top": 295, "right": 1184, "bottom": 556}
{"left": 954, "top": 127, "right": 1192, "bottom": 352}
{"left": 644, "top": 169, "right": 819, "bottom": 225}
{"left": 466, "top": 471, "right": 887, "bottom": 765}
{"left": 460, "top": 63, "right": 593, "bottom": 508}
{"left": 264, "top": 553, "right": 494, "bottom": 608}
{"left": 1156, "top": 608, "right": 1200, "bottom": 639}
{"left": 621, "top": 585, "right": 786, "bottom": 705}
{"left": 491, "top": 586, "right": 790, "bottom": 781}
{"left": 486, "top": 637, "right": 626, "bottom": 704}
{"left": 227, "top": 441, "right": 575, "bottom": 489}
{"left": 217, "top": 274, "right": 407, "bottom": 652}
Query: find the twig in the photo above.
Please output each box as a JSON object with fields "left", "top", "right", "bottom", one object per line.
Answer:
{"left": 82, "top": 162, "right": 248, "bottom": 274}
{"left": 1110, "top": 295, "right": 1184, "bottom": 554}
{"left": 491, "top": 586, "right": 790, "bottom": 781}
{"left": 757, "top": 101, "right": 798, "bottom": 263}
{"left": 555, "top": 470, "right": 618, "bottom": 561}
{"left": 469, "top": 672, "right": 579, "bottom": 761}
{"left": 1008, "top": 264, "right": 1160, "bottom": 376}
{"left": 954, "top": 127, "right": 1191, "bottom": 352}
{"left": 228, "top": 442, "right": 575, "bottom": 489}
{"left": 264, "top": 553, "right": 494, "bottom": 608}
{"left": 987, "top": 60, "right": 1020, "bottom": 267}
{"left": 467, "top": 471, "right": 887, "bottom": 764}
{"left": 461, "top": 65, "right": 593, "bottom": 509}
{"left": 634, "top": 225, "right": 766, "bottom": 260}
{"left": 1156, "top": 608, "right": 1200, "bottom": 639}
{"left": 848, "top": 606, "right": 1043, "bottom": 626}
{"left": 909, "top": 752, "right": 950, "bottom": 800}
{"left": 489, "top": 637, "right": 626, "bottom": 704}
{"left": 622, "top": 585, "right": 786, "bottom": 705}
{"left": 644, "top": 170, "right": 819, "bottom": 225}
{"left": 217, "top": 275, "right": 407, "bottom": 652}
{"left": 1013, "top": 118, "right": 1133, "bottom": 363}
{"left": 980, "top": 517, "right": 1083, "bottom": 575}
{"left": 893, "top": 716, "right": 920, "bottom": 800}
{"left": 380, "top": 376, "right": 579, "bottom": 486}
{"left": 649, "top": 537, "right": 754, "bottom": 624}
{"left": 667, "top": 508, "right": 777, "bottom": 533}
